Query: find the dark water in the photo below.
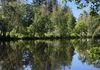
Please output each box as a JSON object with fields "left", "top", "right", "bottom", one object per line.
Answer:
{"left": 0, "top": 39, "right": 100, "bottom": 70}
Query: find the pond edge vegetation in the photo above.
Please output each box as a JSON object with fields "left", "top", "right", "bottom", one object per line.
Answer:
{"left": 0, "top": 0, "right": 100, "bottom": 40}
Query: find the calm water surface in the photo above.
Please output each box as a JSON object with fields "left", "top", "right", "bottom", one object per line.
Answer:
{"left": 0, "top": 39, "right": 100, "bottom": 70}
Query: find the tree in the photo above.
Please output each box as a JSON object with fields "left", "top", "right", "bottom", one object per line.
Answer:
{"left": 21, "top": 4, "right": 34, "bottom": 27}
{"left": 0, "top": 0, "right": 99, "bottom": 38}
{"left": 75, "top": 10, "right": 100, "bottom": 37}
{"left": 75, "top": 11, "right": 88, "bottom": 36}
{"left": 51, "top": 6, "right": 75, "bottom": 36}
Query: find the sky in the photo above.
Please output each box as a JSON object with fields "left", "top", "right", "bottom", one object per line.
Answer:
{"left": 27, "top": 0, "right": 90, "bottom": 19}
{"left": 66, "top": 2, "right": 90, "bottom": 19}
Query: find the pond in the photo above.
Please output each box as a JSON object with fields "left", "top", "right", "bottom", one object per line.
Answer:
{"left": 0, "top": 39, "right": 100, "bottom": 70}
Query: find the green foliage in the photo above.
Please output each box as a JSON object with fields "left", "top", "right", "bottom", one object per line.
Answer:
{"left": 0, "top": 0, "right": 99, "bottom": 38}
{"left": 74, "top": 12, "right": 88, "bottom": 36}
{"left": 74, "top": 11, "right": 100, "bottom": 37}
{"left": 21, "top": 4, "right": 34, "bottom": 27}
{"left": 49, "top": 6, "right": 75, "bottom": 37}
{"left": 33, "top": 15, "right": 51, "bottom": 37}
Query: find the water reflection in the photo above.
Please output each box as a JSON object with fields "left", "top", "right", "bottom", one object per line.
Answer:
{"left": 0, "top": 39, "right": 100, "bottom": 70}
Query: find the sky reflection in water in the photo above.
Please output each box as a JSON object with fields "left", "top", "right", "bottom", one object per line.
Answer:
{"left": 0, "top": 39, "right": 100, "bottom": 70}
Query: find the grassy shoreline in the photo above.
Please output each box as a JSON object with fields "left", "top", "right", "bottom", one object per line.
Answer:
{"left": 0, "top": 35, "right": 100, "bottom": 41}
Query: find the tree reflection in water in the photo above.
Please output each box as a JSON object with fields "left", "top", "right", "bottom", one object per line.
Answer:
{"left": 75, "top": 39, "right": 100, "bottom": 68}
{"left": 0, "top": 39, "right": 100, "bottom": 70}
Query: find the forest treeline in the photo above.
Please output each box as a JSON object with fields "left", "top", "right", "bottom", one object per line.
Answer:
{"left": 0, "top": 0, "right": 100, "bottom": 38}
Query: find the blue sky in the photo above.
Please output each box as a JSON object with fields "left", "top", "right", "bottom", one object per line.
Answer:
{"left": 27, "top": 0, "right": 90, "bottom": 19}
{"left": 66, "top": 2, "right": 90, "bottom": 19}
